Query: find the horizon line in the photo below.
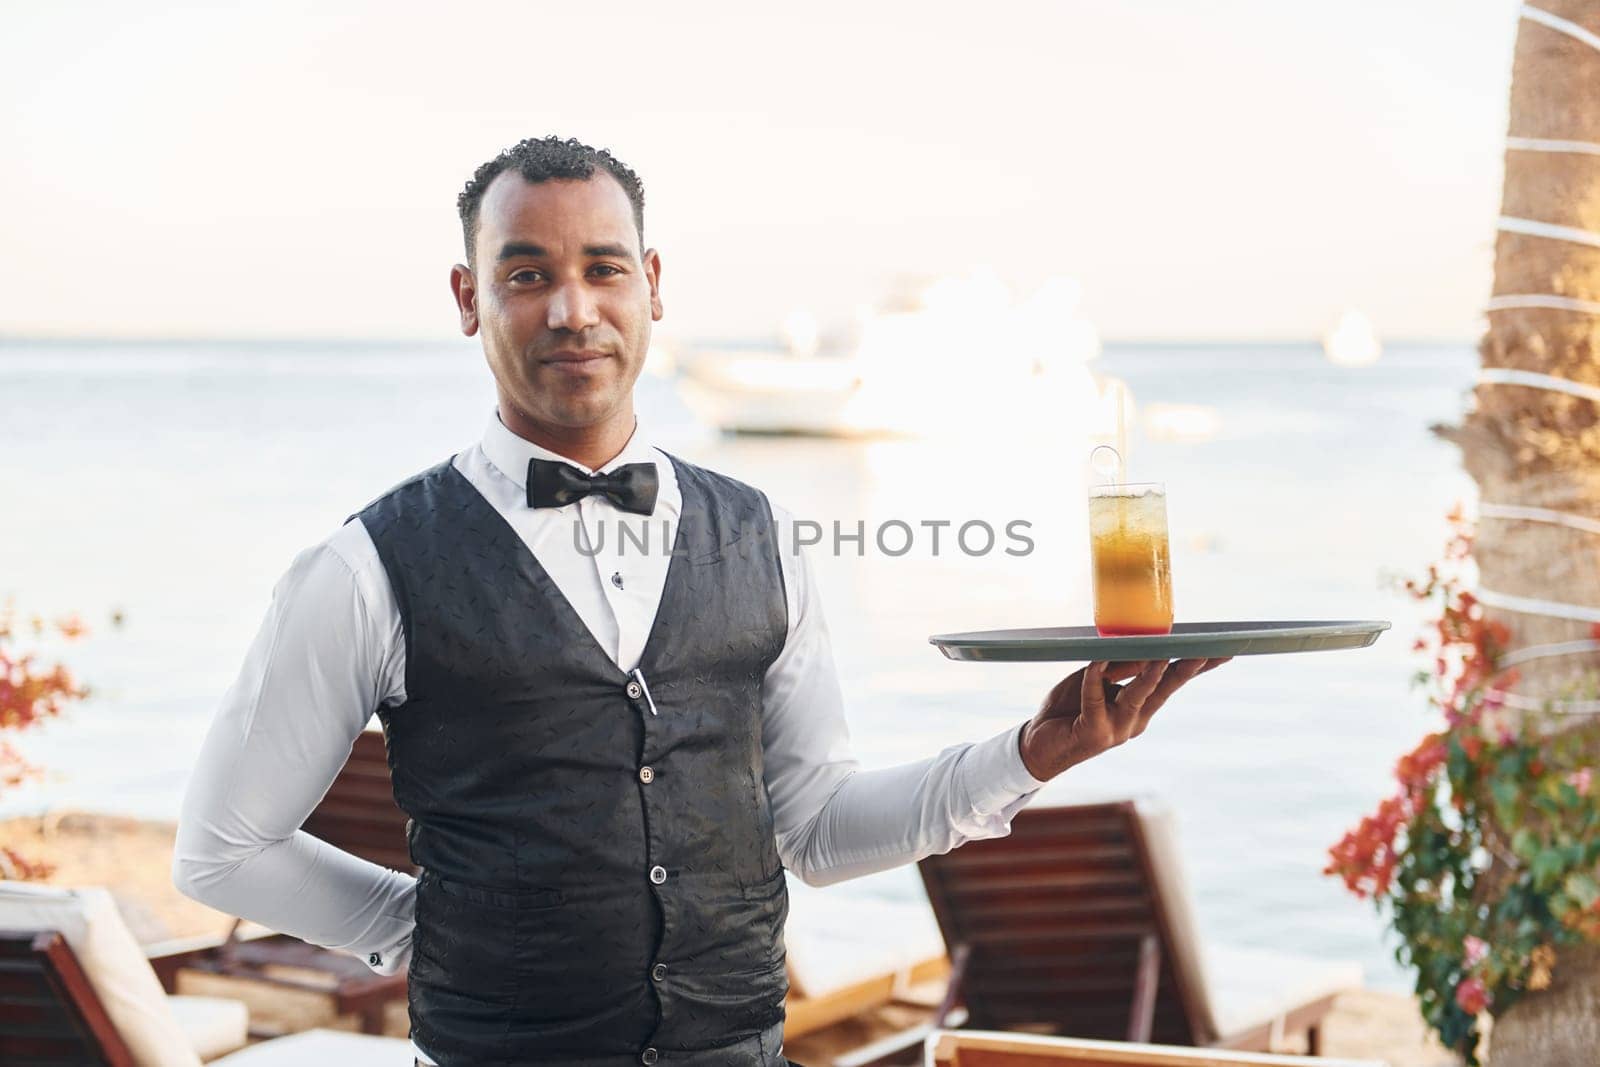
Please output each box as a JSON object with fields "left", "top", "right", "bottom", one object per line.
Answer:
{"left": 0, "top": 332, "right": 1480, "bottom": 349}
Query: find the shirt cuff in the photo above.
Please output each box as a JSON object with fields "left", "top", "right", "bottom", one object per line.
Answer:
{"left": 965, "top": 721, "right": 1050, "bottom": 817}
{"left": 360, "top": 928, "right": 413, "bottom": 976}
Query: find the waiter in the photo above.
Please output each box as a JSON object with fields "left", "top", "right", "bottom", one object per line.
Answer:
{"left": 173, "top": 136, "right": 1228, "bottom": 1067}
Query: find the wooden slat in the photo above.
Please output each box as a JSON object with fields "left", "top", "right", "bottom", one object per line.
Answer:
{"left": 919, "top": 802, "right": 1200, "bottom": 1046}
{"left": 944, "top": 896, "right": 1156, "bottom": 930}
{"left": 959, "top": 920, "right": 1161, "bottom": 947}
{"left": 0, "top": 997, "right": 81, "bottom": 1030}
{"left": 0, "top": 970, "right": 57, "bottom": 998}
{"left": 935, "top": 842, "right": 1136, "bottom": 872}
{"left": 784, "top": 955, "right": 950, "bottom": 1038}
{"left": 931, "top": 1028, "right": 1381, "bottom": 1066}
{"left": 0, "top": 931, "right": 136, "bottom": 1066}
{"left": 943, "top": 872, "right": 1147, "bottom": 901}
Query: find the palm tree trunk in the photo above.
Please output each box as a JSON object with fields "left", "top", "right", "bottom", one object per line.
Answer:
{"left": 1438, "top": 1, "right": 1600, "bottom": 1060}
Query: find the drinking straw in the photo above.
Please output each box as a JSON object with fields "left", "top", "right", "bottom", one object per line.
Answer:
{"left": 1113, "top": 380, "right": 1128, "bottom": 484}
{"left": 1089, "top": 444, "right": 1122, "bottom": 486}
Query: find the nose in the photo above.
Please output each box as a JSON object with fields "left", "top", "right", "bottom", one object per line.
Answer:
{"left": 546, "top": 279, "right": 601, "bottom": 333}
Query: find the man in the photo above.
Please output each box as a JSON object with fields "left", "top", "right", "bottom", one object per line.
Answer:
{"left": 174, "top": 136, "right": 1228, "bottom": 1067}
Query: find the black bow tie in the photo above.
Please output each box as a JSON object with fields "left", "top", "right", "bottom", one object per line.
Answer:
{"left": 526, "top": 457, "right": 659, "bottom": 516}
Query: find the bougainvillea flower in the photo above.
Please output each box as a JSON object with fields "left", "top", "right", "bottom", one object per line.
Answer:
{"left": 1455, "top": 976, "right": 1490, "bottom": 1015}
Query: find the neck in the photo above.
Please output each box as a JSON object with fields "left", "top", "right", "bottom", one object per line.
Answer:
{"left": 497, "top": 397, "right": 637, "bottom": 471}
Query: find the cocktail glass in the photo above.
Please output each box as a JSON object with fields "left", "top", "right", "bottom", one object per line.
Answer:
{"left": 1088, "top": 482, "right": 1173, "bottom": 637}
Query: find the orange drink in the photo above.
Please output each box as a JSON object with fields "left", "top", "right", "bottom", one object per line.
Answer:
{"left": 1089, "top": 483, "right": 1173, "bottom": 637}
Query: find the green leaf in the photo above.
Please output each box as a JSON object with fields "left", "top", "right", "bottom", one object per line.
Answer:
{"left": 1511, "top": 827, "right": 1540, "bottom": 861}
{"left": 1531, "top": 847, "right": 1566, "bottom": 888}
{"left": 1491, "top": 778, "right": 1521, "bottom": 825}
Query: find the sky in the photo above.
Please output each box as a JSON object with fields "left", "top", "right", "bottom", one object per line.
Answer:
{"left": 1, "top": 0, "right": 1523, "bottom": 342}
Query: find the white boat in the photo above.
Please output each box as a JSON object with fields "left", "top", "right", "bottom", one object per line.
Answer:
{"left": 675, "top": 349, "right": 867, "bottom": 436}
{"left": 674, "top": 272, "right": 1110, "bottom": 439}
{"left": 1322, "top": 310, "right": 1382, "bottom": 367}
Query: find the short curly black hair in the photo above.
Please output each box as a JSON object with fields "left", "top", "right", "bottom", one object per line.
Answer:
{"left": 457, "top": 136, "right": 646, "bottom": 262}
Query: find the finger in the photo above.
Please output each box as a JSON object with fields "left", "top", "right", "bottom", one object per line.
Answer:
{"left": 1102, "top": 660, "right": 1149, "bottom": 683}
{"left": 1079, "top": 660, "right": 1111, "bottom": 730}
{"left": 1110, "top": 660, "right": 1169, "bottom": 724}
{"left": 1131, "top": 658, "right": 1209, "bottom": 729}
{"left": 1126, "top": 659, "right": 1168, "bottom": 698}
{"left": 1198, "top": 656, "right": 1233, "bottom": 675}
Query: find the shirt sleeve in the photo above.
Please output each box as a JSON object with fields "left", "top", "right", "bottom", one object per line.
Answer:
{"left": 172, "top": 521, "right": 416, "bottom": 975}
{"left": 760, "top": 503, "right": 1049, "bottom": 888}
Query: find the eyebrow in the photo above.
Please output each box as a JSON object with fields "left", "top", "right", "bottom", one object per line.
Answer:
{"left": 496, "top": 242, "right": 635, "bottom": 262}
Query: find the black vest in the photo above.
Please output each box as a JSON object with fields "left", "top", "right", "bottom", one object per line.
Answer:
{"left": 355, "top": 452, "right": 791, "bottom": 1065}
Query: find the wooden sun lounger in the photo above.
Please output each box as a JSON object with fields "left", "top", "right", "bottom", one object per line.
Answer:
{"left": 0, "top": 882, "right": 251, "bottom": 1065}
{"left": 0, "top": 926, "right": 413, "bottom": 1066}
{"left": 923, "top": 1029, "right": 1383, "bottom": 1067}
{"left": 0, "top": 929, "right": 140, "bottom": 1066}
{"left": 783, "top": 883, "right": 959, "bottom": 1040}
{"left": 786, "top": 953, "right": 953, "bottom": 1039}
{"left": 837, "top": 800, "right": 1361, "bottom": 1066}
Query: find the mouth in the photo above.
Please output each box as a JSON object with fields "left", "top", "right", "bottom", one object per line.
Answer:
{"left": 542, "top": 350, "right": 610, "bottom": 365}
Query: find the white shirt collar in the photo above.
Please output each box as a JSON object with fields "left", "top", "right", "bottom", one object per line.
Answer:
{"left": 480, "top": 409, "right": 659, "bottom": 490}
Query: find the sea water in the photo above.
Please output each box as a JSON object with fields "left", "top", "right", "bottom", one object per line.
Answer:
{"left": 0, "top": 338, "right": 1479, "bottom": 993}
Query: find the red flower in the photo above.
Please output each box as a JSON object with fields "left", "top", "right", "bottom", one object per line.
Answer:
{"left": 1396, "top": 733, "right": 1447, "bottom": 795}
{"left": 1325, "top": 792, "right": 1412, "bottom": 898}
{"left": 1455, "top": 976, "right": 1490, "bottom": 1015}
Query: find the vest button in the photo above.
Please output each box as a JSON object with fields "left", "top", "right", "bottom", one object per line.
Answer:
{"left": 638, "top": 766, "right": 654, "bottom": 784}
{"left": 641, "top": 1049, "right": 659, "bottom": 1065}
{"left": 651, "top": 962, "right": 668, "bottom": 982}
{"left": 626, "top": 680, "right": 643, "bottom": 700}
{"left": 649, "top": 865, "right": 667, "bottom": 885}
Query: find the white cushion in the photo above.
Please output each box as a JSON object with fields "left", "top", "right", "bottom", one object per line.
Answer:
{"left": 783, "top": 881, "right": 945, "bottom": 998}
{"left": 1204, "top": 943, "right": 1363, "bottom": 1041}
{"left": 1130, "top": 800, "right": 1363, "bottom": 1041}
{"left": 0, "top": 880, "right": 202, "bottom": 1067}
{"left": 167, "top": 994, "right": 250, "bottom": 1061}
{"left": 212, "top": 1028, "right": 416, "bottom": 1065}
{"left": 1130, "top": 799, "right": 1219, "bottom": 1040}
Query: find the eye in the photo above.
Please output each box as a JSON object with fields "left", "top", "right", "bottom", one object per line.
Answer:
{"left": 590, "top": 264, "right": 623, "bottom": 277}
{"left": 509, "top": 268, "right": 544, "bottom": 284}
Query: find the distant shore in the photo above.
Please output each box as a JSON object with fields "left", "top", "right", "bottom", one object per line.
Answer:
{"left": 0, "top": 811, "right": 233, "bottom": 944}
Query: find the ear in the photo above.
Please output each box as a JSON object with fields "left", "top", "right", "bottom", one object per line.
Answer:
{"left": 450, "top": 263, "right": 479, "bottom": 336}
{"left": 643, "top": 248, "right": 663, "bottom": 322}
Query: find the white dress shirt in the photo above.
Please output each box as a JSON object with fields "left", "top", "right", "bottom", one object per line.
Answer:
{"left": 173, "top": 411, "right": 1046, "bottom": 1065}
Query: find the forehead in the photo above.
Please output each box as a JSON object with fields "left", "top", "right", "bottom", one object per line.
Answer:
{"left": 475, "top": 171, "right": 638, "bottom": 259}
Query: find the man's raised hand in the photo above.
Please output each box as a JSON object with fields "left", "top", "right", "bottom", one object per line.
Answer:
{"left": 1017, "top": 657, "right": 1232, "bottom": 781}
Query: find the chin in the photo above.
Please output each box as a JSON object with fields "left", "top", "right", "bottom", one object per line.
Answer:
{"left": 541, "top": 396, "right": 626, "bottom": 429}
